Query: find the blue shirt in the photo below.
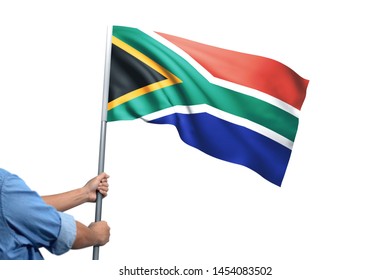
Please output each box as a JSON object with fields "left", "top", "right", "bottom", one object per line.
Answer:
{"left": 0, "top": 168, "right": 76, "bottom": 260}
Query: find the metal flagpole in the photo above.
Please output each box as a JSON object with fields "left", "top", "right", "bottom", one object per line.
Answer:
{"left": 93, "top": 25, "right": 112, "bottom": 260}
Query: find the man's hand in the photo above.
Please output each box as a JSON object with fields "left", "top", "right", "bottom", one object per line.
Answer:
{"left": 83, "top": 172, "right": 110, "bottom": 203}
{"left": 89, "top": 221, "right": 111, "bottom": 246}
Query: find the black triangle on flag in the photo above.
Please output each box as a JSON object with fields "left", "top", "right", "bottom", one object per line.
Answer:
{"left": 107, "top": 36, "right": 182, "bottom": 110}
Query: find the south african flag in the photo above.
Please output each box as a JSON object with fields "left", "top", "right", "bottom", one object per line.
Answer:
{"left": 107, "top": 26, "right": 309, "bottom": 186}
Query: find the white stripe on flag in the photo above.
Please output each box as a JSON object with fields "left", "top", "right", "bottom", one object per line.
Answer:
{"left": 140, "top": 104, "right": 294, "bottom": 149}
{"left": 144, "top": 29, "right": 300, "bottom": 118}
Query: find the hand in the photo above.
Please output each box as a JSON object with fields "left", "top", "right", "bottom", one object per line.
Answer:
{"left": 89, "top": 221, "right": 111, "bottom": 246}
{"left": 82, "top": 172, "right": 110, "bottom": 203}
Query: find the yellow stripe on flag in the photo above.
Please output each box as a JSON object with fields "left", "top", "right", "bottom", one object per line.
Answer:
{"left": 108, "top": 36, "right": 182, "bottom": 111}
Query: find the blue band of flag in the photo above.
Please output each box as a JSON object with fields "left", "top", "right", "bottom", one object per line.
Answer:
{"left": 150, "top": 112, "right": 292, "bottom": 186}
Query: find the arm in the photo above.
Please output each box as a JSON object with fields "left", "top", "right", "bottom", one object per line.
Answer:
{"left": 1, "top": 169, "right": 110, "bottom": 257}
{"left": 72, "top": 220, "right": 110, "bottom": 249}
{"left": 42, "top": 172, "right": 109, "bottom": 212}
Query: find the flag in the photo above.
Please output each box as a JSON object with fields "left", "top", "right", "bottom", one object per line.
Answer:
{"left": 107, "top": 26, "right": 309, "bottom": 186}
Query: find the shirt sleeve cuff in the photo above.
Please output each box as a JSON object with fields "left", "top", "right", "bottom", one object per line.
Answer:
{"left": 50, "top": 212, "right": 76, "bottom": 255}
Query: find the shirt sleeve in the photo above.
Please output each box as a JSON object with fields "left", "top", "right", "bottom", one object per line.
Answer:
{"left": 2, "top": 171, "right": 76, "bottom": 255}
{"left": 49, "top": 212, "right": 76, "bottom": 255}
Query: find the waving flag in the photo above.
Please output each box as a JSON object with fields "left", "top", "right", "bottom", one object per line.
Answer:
{"left": 107, "top": 26, "right": 309, "bottom": 186}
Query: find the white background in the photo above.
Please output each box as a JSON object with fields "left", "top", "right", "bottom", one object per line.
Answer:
{"left": 1, "top": 0, "right": 389, "bottom": 279}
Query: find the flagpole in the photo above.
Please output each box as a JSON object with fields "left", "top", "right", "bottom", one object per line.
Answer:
{"left": 93, "top": 25, "right": 112, "bottom": 260}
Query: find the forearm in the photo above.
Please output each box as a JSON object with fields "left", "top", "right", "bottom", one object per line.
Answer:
{"left": 72, "top": 221, "right": 110, "bottom": 249}
{"left": 42, "top": 173, "right": 109, "bottom": 211}
{"left": 42, "top": 188, "right": 88, "bottom": 212}
{"left": 72, "top": 221, "right": 98, "bottom": 249}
